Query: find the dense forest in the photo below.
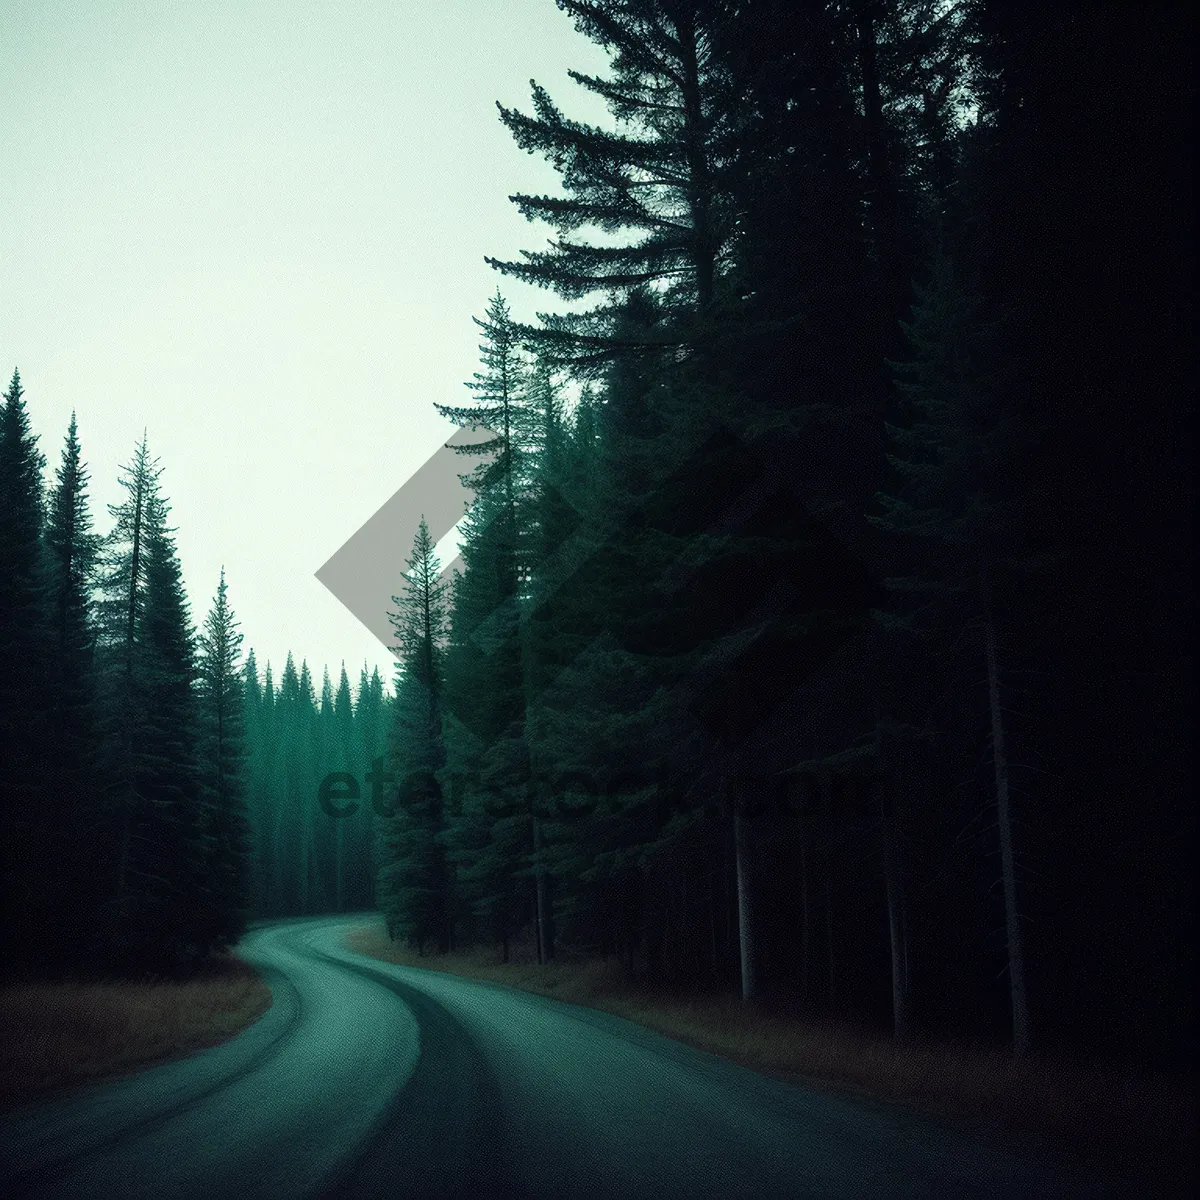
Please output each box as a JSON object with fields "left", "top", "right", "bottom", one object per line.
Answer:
{"left": 1, "top": 0, "right": 1192, "bottom": 1078}
{"left": 0, "top": 404, "right": 391, "bottom": 970}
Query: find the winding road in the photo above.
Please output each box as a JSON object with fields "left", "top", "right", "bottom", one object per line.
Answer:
{"left": 0, "top": 916, "right": 1122, "bottom": 1198}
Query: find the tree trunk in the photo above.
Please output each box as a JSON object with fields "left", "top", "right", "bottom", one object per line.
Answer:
{"left": 334, "top": 818, "right": 344, "bottom": 913}
{"left": 677, "top": 865, "right": 688, "bottom": 985}
{"left": 733, "top": 787, "right": 757, "bottom": 1003}
{"left": 300, "top": 791, "right": 312, "bottom": 914}
{"left": 112, "top": 807, "right": 132, "bottom": 929}
{"left": 270, "top": 790, "right": 284, "bottom": 915}
{"left": 533, "top": 879, "right": 543, "bottom": 965}
{"left": 821, "top": 769, "right": 838, "bottom": 1012}
{"left": 876, "top": 721, "right": 911, "bottom": 1039}
{"left": 982, "top": 573, "right": 1030, "bottom": 1055}
{"left": 798, "top": 782, "right": 810, "bottom": 1003}
{"left": 533, "top": 810, "right": 552, "bottom": 962}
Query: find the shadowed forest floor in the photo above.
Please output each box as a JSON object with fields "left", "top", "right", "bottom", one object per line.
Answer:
{"left": 348, "top": 922, "right": 1196, "bottom": 1193}
{"left": 0, "top": 954, "right": 272, "bottom": 1111}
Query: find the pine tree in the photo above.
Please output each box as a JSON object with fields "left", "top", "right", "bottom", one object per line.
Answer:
{"left": 296, "top": 659, "right": 320, "bottom": 911}
{"left": 436, "top": 291, "right": 532, "bottom": 504}
{"left": 96, "top": 435, "right": 160, "bottom": 679}
{"left": 44, "top": 414, "right": 100, "bottom": 704}
{"left": 526, "top": 292, "right": 690, "bottom": 974}
{"left": 352, "top": 662, "right": 385, "bottom": 910}
{"left": 870, "top": 248, "right": 1030, "bottom": 1052}
{"left": 261, "top": 661, "right": 275, "bottom": 715}
{"left": 314, "top": 664, "right": 338, "bottom": 908}
{"left": 335, "top": 664, "right": 354, "bottom": 723}
{"left": 196, "top": 570, "right": 252, "bottom": 948}
{"left": 132, "top": 483, "right": 207, "bottom": 970}
{"left": 0, "top": 368, "right": 51, "bottom": 969}
{"left": 273, "top": 653, "right": 305, "bottom": 914}
{"left": 85, "top": 435, "right": 208, "bottom": 972}
{"left": 254, "top": 659, "right": 282, "bottom": 913}
{"left": 430, "top": 292, "right": 549, "bottom": 958}
{"left": 378, "top": 518, "right": 453, "bottom": 952}
{"left": 243, "top": 649, "right": 262, "bottom": 711}
{"left": 355, "top": 664, "right": 371, "bottom": 720}
{"left": 298, "top": 660, "right": 316, "bottom": 707}
{"left": 41, "top": 413, "right": 103, "bottom": 968}
{"left": 714, "top": 1, "right": 878, "bottom": 444}
{"left": 241, "top": 647, "right": 270, "bottom": 913}
{"left": 331, "top": 663, "right": 356, "bottom": 910}
{"left": 486, "top": 0, "right": 741, "bottom": 368}
{"left": 93, "top": 435, "right": 164, "bottom": 963}
{"left": 442, "top": 473, "right": 545, "bottom": 959}
{"left": 521, "top": 362, "right": 581, "bottom": 959}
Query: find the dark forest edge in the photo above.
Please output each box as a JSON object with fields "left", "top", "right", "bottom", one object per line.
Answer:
{"left": 345, "top": 919, "right": 1195, "bottom": 1193}
{"left": 0, "top": 383, "right": 388, "bottom": 972}
{"left": 0, "top": 0, "right": 1193, "bottom": 1111}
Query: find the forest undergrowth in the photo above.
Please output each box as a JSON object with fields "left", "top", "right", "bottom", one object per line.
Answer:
{"left": 0, "top": 954, "right": 271, "bottom": 1111}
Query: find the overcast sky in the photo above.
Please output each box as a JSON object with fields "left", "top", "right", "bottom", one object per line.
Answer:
{"left": 1, "top": 0, "right": 609, "bottom": 695}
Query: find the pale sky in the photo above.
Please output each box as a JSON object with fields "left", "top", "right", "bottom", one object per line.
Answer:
{"left": 1, "top": 0, "right": 609, "bottom": 694}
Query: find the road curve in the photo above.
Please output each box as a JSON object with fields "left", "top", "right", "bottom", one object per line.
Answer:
{"left": 1, "top": 915, "right": 1122, "bottom": 1198}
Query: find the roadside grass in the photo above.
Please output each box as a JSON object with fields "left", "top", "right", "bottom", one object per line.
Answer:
{"left": 348, "top": 921, "right": 1195, "bottom": 1190}
{"left": 0, "top": 954, "right": 272, "bottom": 1112}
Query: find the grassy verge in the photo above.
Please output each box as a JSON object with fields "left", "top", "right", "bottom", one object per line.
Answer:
{"left": 0, "top": 954, "right": 272, "bottom": 1112}
{"left": 347, "top": 921, "right": 1194, "bottom": 1190}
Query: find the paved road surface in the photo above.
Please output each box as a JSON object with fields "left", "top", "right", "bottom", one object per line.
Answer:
{"left": 0, "top": 915, "right": 1123, "bottom": 1197}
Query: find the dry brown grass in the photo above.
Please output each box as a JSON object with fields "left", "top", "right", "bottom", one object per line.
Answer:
{"left": 0, "top": 954, "right": 272, "bottom": 1111}
{"left": 348, "top": 923, "right": 1195, "bottom": 1189}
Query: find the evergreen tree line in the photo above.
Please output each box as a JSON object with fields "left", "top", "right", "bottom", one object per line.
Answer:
{"left": 377, "top": 0, "right": 1193, "bottom": 1072}
{"left": 0, "top": 400, "right": 254, "bottom": 974}
{"left": 0, "top": 390, "right": 391, "bottom": 971}
{"left": 241, "top": 650, "right": 388, "bottom": 918}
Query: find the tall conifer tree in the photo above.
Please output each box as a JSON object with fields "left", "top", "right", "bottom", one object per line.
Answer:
{"left": 871, "top": 249, "right": 1030, "bottom": 1051}
{"left": 132, "top": 480, "right": 206, "bottom": 970}
{"left": 487, "top": 0, "right": 739, "bottom": 368}
{"left": 379, "top": 519, "right": 453, "bottom": 952}
{"left": 197, "top": 570, "right": 252, "bottom": 948}
{"left": 0, "top": 368, "right": 50, "bottom": 968}
{"left": 94, "top": 435, "right": 165, "bottom": 962}
{"left": 41, "top": 414, "right": 102, "bottom": 967}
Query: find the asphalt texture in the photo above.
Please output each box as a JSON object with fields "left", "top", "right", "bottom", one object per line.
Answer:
{"left": 0, "top": 915, "right": 1129, "bottom": 1198}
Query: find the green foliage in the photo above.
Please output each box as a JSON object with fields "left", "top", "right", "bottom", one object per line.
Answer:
{"left": 486, "top": 0, "right": 739, "bottom": 368}
{"left": 0, "top": 369, "right": 52, "bottom": 967}
{"left": 196, "top": 570, "right": 253, "bottom": 948}
{"left": 44, "top": 414, "right": 100, "bottom": 694}
{"left": 123, "top": 477, "right": 207, "bottom": 971}
{"left": 378, "top": 518, "right": 453, "bottom": 951}
{"left": 39, "top": 414, "right": 103, "bottom": 968}
{"left": 872, "top": 250, "right": 1012, "bottom": 552}
{"left": 435, "top": 291, "right": 535, "bottom": 498}
{"left": 868, "top": 247, "right": 1030, "bottom": 651}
